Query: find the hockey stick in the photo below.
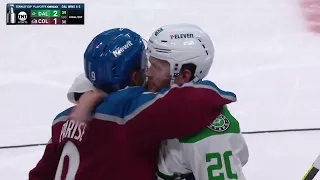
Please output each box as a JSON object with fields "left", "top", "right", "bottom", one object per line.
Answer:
{"left": 242, "top": 127, "right": 320, "bottom": 134}
{"left": 303, "top": 155, "right": 320, "bottom": 180}
{"left": 1, "top": 127, "right": 320, "bottom": 149}
{"left": 0, "top": 143, "right": 47, "bottom": 149}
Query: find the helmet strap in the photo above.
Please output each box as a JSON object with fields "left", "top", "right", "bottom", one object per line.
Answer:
{"left": 192, "top": 75, "right": 202, "bottom": 83}
{"left": 169, "top": 73, "right": 180, "bottom": 86}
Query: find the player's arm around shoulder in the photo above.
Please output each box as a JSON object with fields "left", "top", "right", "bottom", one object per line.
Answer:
{"left": 70, "top": 89, "right": 106, "bottom": 122}
{"left": 29, "top": 107, "right": 72, "bottom": 180}
{"left": 124, "top": 80, "right": 237, "bottom": 141}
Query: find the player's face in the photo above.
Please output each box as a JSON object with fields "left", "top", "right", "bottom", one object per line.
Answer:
{"left": 145, "top": 56, "right": 171, "bottom": 92}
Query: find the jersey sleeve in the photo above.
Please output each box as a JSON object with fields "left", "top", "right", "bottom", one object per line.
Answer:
{"left": 28, "top": 138, "right": 60, "bottom": 180}
{"left": 230, "top": 132, "right": 249, "bottom": 167}
{"left": 125, "top": 80, "right": 237, "bottom": 142}
{"left": 224, "top": 107, "right": 249, "bottom": 167}
{"left": 29, "top": 108, "right": 72, "bottom": 180}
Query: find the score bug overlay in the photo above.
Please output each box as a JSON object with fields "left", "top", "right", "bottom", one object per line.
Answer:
{"left": 6, "top": 3, "right": 84, "bottom": 25}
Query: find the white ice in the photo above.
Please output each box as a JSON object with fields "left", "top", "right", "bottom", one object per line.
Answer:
{"left": 1, "top": 0, "right": 320, "bottom": 179}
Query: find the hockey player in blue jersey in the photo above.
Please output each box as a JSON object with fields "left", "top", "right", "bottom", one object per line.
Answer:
{"left": 30, "top": 27, "right": 237, "bottom": 180}
{"left": 29, "top": 28, "right": 148, "bottom": 180}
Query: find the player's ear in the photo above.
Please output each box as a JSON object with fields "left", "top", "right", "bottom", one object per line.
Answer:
{"left": 131, "top": 71, "right": 144, "bottom": 86}
{"left": 180, "top": 69, "right": 192, "bottom": 83}
{"left": 174, "top": 69, "right": 192, "bottom": 86}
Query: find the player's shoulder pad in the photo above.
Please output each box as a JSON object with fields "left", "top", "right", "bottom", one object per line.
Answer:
{"left": 122, "top": 87, "right": 170, "bottom": 117}
{"left": 93, "top": 81, "right": 236, "bottom": 122}
{"left": 94, "top": 86, "right": 148, "bottom": 118}
{"left": 189, "top": 80, "right": 237, "bottom": 101}
{"left": 124, "top": 81, "right": 237, "bottom": 118}
{"left": 52, "top": 106, "right": 74, "bottom": 124}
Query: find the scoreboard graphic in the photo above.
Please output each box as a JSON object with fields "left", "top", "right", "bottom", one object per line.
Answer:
{"left": 6, "top": 3, "right": 84, "bottom": 25}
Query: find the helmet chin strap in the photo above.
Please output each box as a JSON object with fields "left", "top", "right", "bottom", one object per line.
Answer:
{"left": 192, "top": 75, "right": 202, "bottom": 83}
{"left": 170, "top": 78, "right": 175, "bottom": 86}
{"left": 142, "top": 76, "right": 148, "bottom": 88}
{"left": 144, "top": 75, "right": 172, "bottom": 88}
{"left": 170, "top": 73, "right": 180, "bottom": 86}
{"left": 169, "top": 74, "right": 202, "bottom": 86}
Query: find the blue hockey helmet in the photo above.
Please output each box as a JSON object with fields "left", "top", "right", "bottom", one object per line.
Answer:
{"left": 84, "top": 28, "right": 147, "bottom": 92}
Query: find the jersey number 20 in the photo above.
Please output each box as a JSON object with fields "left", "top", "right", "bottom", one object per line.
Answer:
{"left": 55, "top": 141, "right": 80, "bottom": 180}
{"left": 206, "top": 151, "right": 238, "bottom": 180}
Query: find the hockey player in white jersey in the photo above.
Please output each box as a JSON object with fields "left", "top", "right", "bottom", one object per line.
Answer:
{"left": 69, "top": 24, "right": 248, "bottom": 180}
{"left": 146, "top": 24, "right": 249, "bottom": 180}
{"left": 157, "top": 106, "right": 248, "bottom": 180}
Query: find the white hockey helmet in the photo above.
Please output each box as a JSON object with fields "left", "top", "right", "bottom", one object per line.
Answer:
{"left": 147, "top": 24, "right": 214, "bottom": 82}
{"left": 67, "top": 73, "right": 95, "bottom": 104}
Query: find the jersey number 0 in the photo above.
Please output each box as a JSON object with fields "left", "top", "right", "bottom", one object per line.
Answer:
{"left": 55, "top": 141, "right": 80, "bottom": 180}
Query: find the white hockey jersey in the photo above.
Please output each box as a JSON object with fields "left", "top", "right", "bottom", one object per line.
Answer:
{"left": 157, "top": 107, "right": 248, "bottom": 180}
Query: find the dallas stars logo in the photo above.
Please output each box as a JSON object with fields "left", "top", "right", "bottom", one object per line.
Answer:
{"left": 208, "top": 114, "right": 230, "bottom": 132}
{"left": 154, "top": 28, "right": 163, "bottom": 36}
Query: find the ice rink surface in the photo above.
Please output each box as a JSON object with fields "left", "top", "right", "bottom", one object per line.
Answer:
{"left": 1, "top": 0, "right": 320, "bottom": 179}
